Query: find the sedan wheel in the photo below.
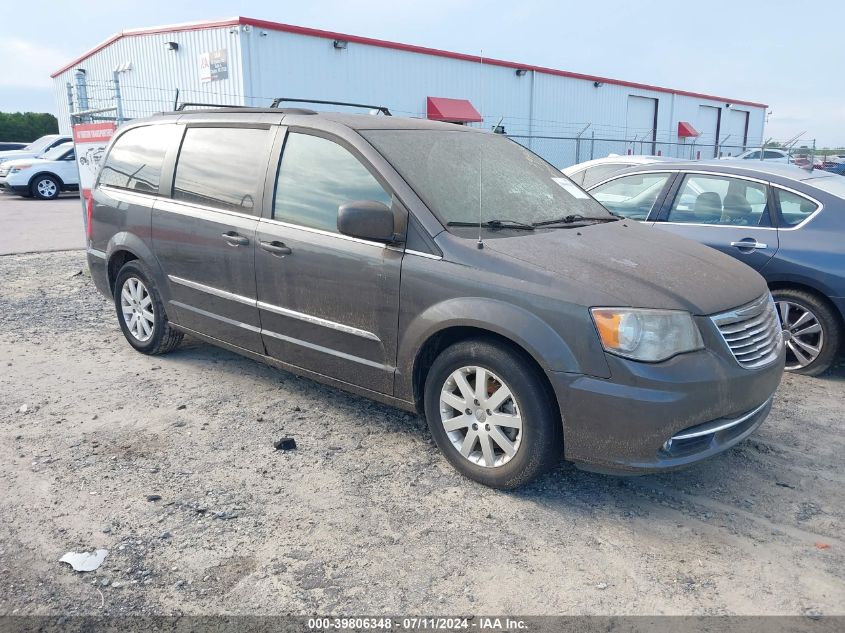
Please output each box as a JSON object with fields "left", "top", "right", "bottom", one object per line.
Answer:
{"left": 120, "top": 277, "right": 155, "bottom": 343}
{"left": 776, "top": 300, "right": 823, "bottom": 370}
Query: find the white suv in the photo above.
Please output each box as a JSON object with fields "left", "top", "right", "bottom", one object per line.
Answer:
{"left": 0, "top": 134, "right": 72, "bottom": 164}
{"left": 0, "top": 142, "right": 78, "bottom": 199}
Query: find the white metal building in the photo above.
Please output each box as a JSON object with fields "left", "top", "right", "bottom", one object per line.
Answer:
{"left": 51, "top": 16, "right": 768, "bottom": 167}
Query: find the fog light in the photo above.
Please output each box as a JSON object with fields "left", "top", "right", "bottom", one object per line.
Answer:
{"left": 662, "top": 439, "right": 673, "bottom": 452}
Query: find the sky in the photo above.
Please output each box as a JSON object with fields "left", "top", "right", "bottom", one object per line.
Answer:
{"left": 2, "top": 0, "right": 843, "bottom": 145}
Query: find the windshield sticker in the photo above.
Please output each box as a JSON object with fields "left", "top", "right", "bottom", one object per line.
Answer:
{"left": 552, "top": 178, "right": 590, "bottom": 199}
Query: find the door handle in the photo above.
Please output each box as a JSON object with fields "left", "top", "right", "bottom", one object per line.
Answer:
{"left": 222, "top": 231, "right": 249, "bottom": 247}
{"left": 259, "top": 240, "right": 292, "bottom": 256}
{"left": 730, "top": 240, "right": 768, "bottom": 250}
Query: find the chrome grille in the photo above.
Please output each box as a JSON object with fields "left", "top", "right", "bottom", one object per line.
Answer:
{"left": 711, "top": 294, "right": 782, "bottom": 369}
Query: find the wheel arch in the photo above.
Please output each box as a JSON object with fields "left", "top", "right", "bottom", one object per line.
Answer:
{"left": 768, "top": 279, "right": 845, "bottom": 327}
{"left": 409, "top": 325, "right": 564, "bottom": 421}
{"left": 28, "top": 171, "right": 64, "bottom": 191}
{"left": 398, "top": 298, "right": 586, "bottom": 413}
{"left": 105, "top": 233, "right": 170, "bottom": 303}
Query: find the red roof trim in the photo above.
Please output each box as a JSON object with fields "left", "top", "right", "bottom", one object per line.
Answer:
{"left": 50, "top": 16, "right": 769, "bottom": 109}
{"left": 427, "top": 97, "right": 482, "bottom": 122}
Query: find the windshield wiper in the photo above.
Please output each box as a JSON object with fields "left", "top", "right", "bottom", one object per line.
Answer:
{"left": 532, "top": 214, "right": 618, "bottom": 227}
{"left": 447, "top": 219, "right": 535, "bottom": 231}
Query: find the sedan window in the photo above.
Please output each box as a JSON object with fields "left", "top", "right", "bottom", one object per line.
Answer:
{"left": 776, "top": 189, "right": 818, "bottom": 227}
{"left": 590, "top": 173, "right": 671, "bottom": 220}
{"left": 666, "top": 174, "right": 769, "bottom": 226}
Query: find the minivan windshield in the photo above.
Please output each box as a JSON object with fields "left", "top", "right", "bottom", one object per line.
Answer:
{"left": 362, "top": 130, "right": 613, "bottom": 231}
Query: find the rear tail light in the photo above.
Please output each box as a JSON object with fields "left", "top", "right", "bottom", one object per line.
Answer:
{"left": 85, "top": 196, "right": 94, "bottom": 239}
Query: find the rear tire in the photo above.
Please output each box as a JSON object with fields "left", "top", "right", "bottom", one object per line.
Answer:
{"left": 31, "top": 175, "right": 60, "bottom": 200}
{"left": 423, "top": 338, "right": 562, "bottom": 488}
{"left": 114, "top": 260, "right": 183, "bottom": 355}
{"left": 772, "top": 288, "right": 841, "bottom": 376}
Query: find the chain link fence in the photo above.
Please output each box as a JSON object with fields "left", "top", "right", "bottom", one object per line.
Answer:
{"left": 508, "top": 134, "right": 819, "bottom": 169}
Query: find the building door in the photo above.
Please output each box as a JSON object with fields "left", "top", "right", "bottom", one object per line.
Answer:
{"left": 626, "top": 96, "right": 658, "bottom": 155}
{"left": 722, "top": 109, "right": 749, "bottom": 157}
{"left": 697, "top": 106, "right": 722, "bottom": 158}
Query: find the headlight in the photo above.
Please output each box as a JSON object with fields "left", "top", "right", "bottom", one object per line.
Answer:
{"left": 10, "top": 164, "right": 32, "bottom": 173}
{"left": 591, "top": 308, "right": 703, "bottom": 362}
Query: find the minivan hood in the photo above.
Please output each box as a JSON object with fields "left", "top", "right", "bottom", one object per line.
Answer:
{"left": 483, "top": 220, "right": 767, "bottom": 315}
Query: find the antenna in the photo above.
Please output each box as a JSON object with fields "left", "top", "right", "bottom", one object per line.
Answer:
{"left": 477, "top": 49, "right": 485, "bottom": 250}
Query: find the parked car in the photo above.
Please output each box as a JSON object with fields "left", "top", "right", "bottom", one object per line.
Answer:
{"left": 87, "top": 109, "right": 784, "bottom": 488}
{"left": 0, "top": 142, "right": 77, "bottom": 199}
{"left": 0, "top": 142, "right": 27, "bottom": 151}
{"left": 562, "top": 155, "right": 677, "bottom": 188}
{"left": 587, "top": 161, "right": 844, "bottom": 375}
{"left": 0, "top": 134, "right": 72, "bottom": 165}
{"left": 720, "top": 148, "right": 793, "bottom": 164}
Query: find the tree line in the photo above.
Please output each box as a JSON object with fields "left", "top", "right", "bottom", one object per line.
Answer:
{"left": 0, "top": 112, "right": 59, "bottom": 142}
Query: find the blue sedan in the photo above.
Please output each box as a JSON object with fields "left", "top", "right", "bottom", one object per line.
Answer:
{"left": 586, "top": 161, "right": 844, "bottom": 375}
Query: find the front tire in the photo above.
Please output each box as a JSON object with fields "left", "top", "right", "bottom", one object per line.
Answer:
{"left": 773, "top": 288, "right": 841, "bottom": 376}
{"left": 114, "top": 260, "right": 183, "bottom": 355}
{"left": 31, "top": 175, "right": 60, "bottom": 200}
{"left": 423, "top": 338, "right": 563, "bottom": 488}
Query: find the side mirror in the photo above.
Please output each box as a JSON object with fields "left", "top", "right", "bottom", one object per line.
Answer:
{"left": 337, "top": 200, "right": 399, "bottom": 243}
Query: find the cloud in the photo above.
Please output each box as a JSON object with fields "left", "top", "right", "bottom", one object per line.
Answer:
{"left": 0, "top": 38, "right": 68, "bottom": 88}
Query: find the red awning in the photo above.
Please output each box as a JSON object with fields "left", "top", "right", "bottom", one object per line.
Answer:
{"left": 677, "top": 121, "right": 700, "bottom": 138}
{"left": 426, "top": 96, "right": 482, "bottom": 122}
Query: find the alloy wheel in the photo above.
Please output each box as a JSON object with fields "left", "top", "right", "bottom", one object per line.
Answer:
{"left": 776, "top": 300, "right": 824, "bottom": 370}
{"left": 36, "top": 178, "right": 57, "bottom": 198}
{"left": 120, "top": 277, "right": 155, "bottom": 342}
{"left": 439, "top": 366, "right": 522, "bottom": 468}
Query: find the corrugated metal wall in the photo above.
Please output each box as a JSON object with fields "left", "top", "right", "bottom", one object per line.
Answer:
{"left": 51, "top": 23, "right": 767, "bottom": 167}
{"left": 52, "top": 25, "right": 245, "bottom": 134}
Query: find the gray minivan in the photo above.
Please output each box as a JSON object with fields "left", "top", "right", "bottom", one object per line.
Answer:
{"left": 87, "top": 107, "right": 785, "bottom": 488}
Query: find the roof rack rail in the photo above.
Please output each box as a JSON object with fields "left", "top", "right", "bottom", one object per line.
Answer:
{"left": 269, "top": 98, "right": 392, "bottom": 116}
{"left": 175, "top": 102, "right": 244, "bottom": 111}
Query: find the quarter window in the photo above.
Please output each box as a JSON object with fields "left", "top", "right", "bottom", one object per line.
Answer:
{"left": 99, "top": 125, "right": 177, "bottom": 193}
{"left": 590, "top": 172, "right": 671, "bottom": 220}
{"left": 173, "top": 127, "right": 269, "bottom": 213}
{"left": 776, "top": 189, "right": 818, "bottom": 227}
{"left": 273, "top": 133, "right": 392, "bottom": 233}
{"left": 666, "top": 174, "right": 769, "bottom": 226}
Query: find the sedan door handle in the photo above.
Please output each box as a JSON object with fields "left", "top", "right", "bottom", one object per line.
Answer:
{"left": 259, "top": 240, "right": 292, "bottom": 256}
{"left": 222, "top": 231, "right": 249, "bottom": 247}
{"left": 730, "top": 240, "right": 768, "bottom": 250}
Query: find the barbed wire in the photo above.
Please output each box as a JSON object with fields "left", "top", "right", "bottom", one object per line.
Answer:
{"left": 65, "top": 80, "right": 816, "bottom": 150}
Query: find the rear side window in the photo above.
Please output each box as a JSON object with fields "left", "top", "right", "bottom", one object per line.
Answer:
{"left": 776, "top": 189, "right": 819, "bottom": 227}
{"left": 273, "top": 132, "right": 392, "bottom": 233}
{"left": 173, "top": 127, "right": 270, "bottom": 214}
{"left": 99, "top": 125, "right": 175, "bottom": 193}
{"left": 667, "top": 174, "right": 769, "bottom": 226}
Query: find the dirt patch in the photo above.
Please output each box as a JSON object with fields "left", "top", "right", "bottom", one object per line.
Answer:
{"left": 0, "top": 251, "right": 843, "bottom": 615}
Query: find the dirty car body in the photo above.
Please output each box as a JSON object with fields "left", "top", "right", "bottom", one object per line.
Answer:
{"left": 86, "top": 108, "right": 785, "bottom": 486}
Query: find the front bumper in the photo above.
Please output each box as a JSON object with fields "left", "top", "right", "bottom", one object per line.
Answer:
{"left": 548, "top": 318, "right": 785, "bottom": 474}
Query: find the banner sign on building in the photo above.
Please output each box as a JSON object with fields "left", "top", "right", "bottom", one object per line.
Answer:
{"left": 199, "top": 49, "right": 229, "bottom": 82}
{"left": 72, "top": 121, "right": 116, "bottom": 234}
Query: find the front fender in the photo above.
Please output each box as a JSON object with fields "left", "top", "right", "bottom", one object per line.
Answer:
{"left": 395, "top": 297, "right": 607, "bottom": 402}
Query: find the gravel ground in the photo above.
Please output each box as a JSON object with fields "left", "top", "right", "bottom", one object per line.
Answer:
{"left": 0, "top": 250, "right": 843, "bottom": 616}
